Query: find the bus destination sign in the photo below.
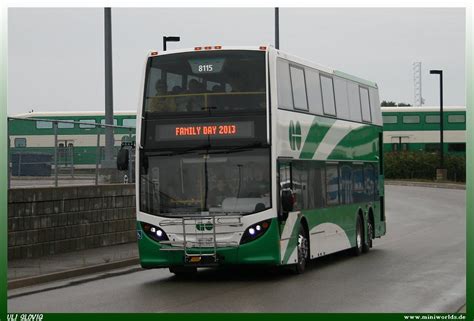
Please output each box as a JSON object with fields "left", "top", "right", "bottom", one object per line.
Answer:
{"left": 156, "top": 121, "right": 255, "bottom": 141}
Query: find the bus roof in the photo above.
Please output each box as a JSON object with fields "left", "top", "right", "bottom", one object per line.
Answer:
{"left": 146, "top": 45, "right": 378, "bottom": 89}
{"left": 147, "top": 46, "right": 269, "bottom": 57}
{"left": 273, "top": 47, "right": 378, "bottom": 89}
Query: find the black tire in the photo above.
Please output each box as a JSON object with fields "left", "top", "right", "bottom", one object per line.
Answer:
{"left": 293, "top": 224, "right": 310, "bottom": 274}
{"left": 169, "top": 266, "right": 197, "bottom": 276}
{"left": 353, "top": 215, "right": 363, "bottom": 256}
{"left": 363, "top": 218, "right": 373, "bottom": 253}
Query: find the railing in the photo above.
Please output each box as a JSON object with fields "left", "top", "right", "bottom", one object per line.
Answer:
{"left": 7, "top": 117, "right": 136, "bottom": 188}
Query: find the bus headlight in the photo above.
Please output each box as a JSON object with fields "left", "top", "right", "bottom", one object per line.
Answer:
{"left": 140, "top": 222, "right": 169, "bottom": 243}
{"left": 240, "top": 219, "right": 271, "bottom": 244}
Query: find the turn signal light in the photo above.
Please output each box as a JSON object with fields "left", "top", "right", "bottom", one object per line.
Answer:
{"left": 150, "top": 51, "right": 159, "bottom": 56}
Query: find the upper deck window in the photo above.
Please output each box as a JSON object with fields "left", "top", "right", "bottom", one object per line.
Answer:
{"left": 58, "top": 121, "right": 74, "bottom": 129}
{"left": 402, "top": 115, "right": 420, "bottom": 124}
{"left": 448, "top": 114, "right": 465, "bottom": 123}
{"left": 382, "top": 115, "right": 397, "bottom": 124}
{"left": 359, "top": 87, "right": 371, "bottom": 122}
{"left": 289, "top": 65, "right": 308, "bottom": 111}
{"left": 79, "top": 120, "right": 97, "bottom": 128}
{"left": 100, "top": 118, "right": 118, "bottom": 126}
{"left": 320, "top": 75, "right": 336, "bottom": 116}
{"left": 123, "top": 118, "right": 136, "bottom": 128}
{"left": 36, "top": 121, "right": 53, "bottom": 129}
{"left": 425, "top": 115, "right": 440, "bottom": 123}
{"left": 143, "top": 50, "right": 266, "bottom": 116}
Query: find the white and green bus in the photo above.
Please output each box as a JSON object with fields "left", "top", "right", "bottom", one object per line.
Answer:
{"left": 126, "top": 45, "right": 386, "bottom": 275}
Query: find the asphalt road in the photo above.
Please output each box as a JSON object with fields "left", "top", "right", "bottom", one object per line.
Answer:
{"left": 8, "top": 185, "right": 466, "bottom": 313}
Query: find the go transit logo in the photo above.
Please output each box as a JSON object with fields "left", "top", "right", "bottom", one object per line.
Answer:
{"left": 196, "top": 223, "right": 213, "bottom": 231}
{"left": 289, "top": 120, "right": 302, "bottom": 151}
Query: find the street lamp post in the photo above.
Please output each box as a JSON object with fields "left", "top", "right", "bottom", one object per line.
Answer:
{"left": 430, "top": 69, "right": 446, "bottom": 180}
{"left": 163, "top": 36, "right": 181, "bottom": 51}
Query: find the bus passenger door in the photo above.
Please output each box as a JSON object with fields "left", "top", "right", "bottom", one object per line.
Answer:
{"left": 277, "top": 160, "right": 301, "bottom": 265}
{"left": 277, "top": 160, "right": 292, "bottom": 223}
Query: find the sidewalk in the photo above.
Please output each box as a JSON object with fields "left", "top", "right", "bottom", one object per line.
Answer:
{"left": 8, "top": 242, "right": 139, "bottom": 289}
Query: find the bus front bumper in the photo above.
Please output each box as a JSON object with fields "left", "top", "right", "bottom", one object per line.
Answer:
{"left": 136, "top": 219, "right": 281, "bottom": 268}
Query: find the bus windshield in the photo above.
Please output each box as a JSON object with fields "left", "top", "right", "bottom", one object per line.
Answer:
{"left": 139, "top": 148, "right": 270, "bottom": 216}
{"left": 143, "top": 50, "right": 266, "bottom": 115}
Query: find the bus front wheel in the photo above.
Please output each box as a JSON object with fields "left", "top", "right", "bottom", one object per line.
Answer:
{"left": 293, "top": 224, "right": 309, "bottom": 274}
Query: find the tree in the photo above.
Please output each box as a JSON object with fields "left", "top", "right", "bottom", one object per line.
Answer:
{"left": 381, "top": 100, "right": 412, "bottom": 107}
{"left": 381, "top": 100, "right": 397, "bottom": 106}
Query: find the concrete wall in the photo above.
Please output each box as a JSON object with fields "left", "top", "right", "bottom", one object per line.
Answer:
{"left": 8, "top": 184, "right": 136, "bottom": 260}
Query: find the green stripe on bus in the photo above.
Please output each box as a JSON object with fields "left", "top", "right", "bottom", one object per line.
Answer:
{"left": 282, "top": 216, "right": 301, "bottom": 264}
{"left": 299, "top": 117, "right": 335, "bottom": 159}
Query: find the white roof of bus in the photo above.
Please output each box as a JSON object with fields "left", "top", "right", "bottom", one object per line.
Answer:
{"left": 13, "top": 110, "right": 137, "bottom": 118}
{"left": 147, "top": 45, "right": 378, "bottom": 88}
{"left": 381, "top": 106, "right": 465, "bottom": 113}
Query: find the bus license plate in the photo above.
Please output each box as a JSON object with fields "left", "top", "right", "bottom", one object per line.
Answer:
{"left": 189, "top": 256, "right": 202, "bottom": 263}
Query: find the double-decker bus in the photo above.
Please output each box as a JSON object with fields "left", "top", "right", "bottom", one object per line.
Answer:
{"left": 381, "top": 106, "right": 466, "bottom": 155}
{"left": 128, "top": 45, "right": 386, "bottom": 275}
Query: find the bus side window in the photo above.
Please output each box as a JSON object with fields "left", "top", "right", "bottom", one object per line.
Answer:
{"left": 364, "top": 164, "right": 376, "bottom": 202}
{"left": 325, "top": 164, "right": 340, "bottom": 206}
{"left": 339, "top": 164, "right": 353, "bottom": 205}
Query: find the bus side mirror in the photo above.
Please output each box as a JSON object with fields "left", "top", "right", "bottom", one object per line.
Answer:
{"left": 281, "top": 189, "right": 294, "bottom": 213}
{"left": 117, "top": 148, "right": 129, "bottom": 171}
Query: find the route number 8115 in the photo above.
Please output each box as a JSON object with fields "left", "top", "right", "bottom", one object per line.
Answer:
{"left": 198, "top": 64, "right": 213, "bottom": 72}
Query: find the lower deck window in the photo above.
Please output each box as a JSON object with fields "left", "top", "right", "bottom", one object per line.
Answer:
{"left": 14, "top": 138, "right": 27, "bottom": 148}
{"left": 279, "top": 160, "right": 378, "bottom": 212}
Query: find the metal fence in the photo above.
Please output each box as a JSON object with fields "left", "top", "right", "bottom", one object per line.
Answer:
{"left": 7, "top": 117, "right": 136, "bottom": 188}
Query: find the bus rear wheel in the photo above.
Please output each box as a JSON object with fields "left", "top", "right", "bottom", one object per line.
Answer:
{"left": 169, "top": 266, "right": 197, "bottom": 276}
{"left": 363, "top": 219, "right": 373, "bottom": 253}
{"left": 353, "top": 215, "right": 363, "bottom": 256}
{"left": 294, "top": 224, "right": 309, "bottom": 274}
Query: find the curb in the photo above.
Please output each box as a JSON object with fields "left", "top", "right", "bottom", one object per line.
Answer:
{"left": 457, "top": 304, "right": 466, "bottom": 313}
{"left": 8, "top": 257, "right": 139, "bottom": 290}
{"left": 385, "top": 180, "right": 466, "bottom": 190}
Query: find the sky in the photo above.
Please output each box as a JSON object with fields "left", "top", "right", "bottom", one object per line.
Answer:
{"left": 8, "top": 7, "right": 466, "bottom": 115}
